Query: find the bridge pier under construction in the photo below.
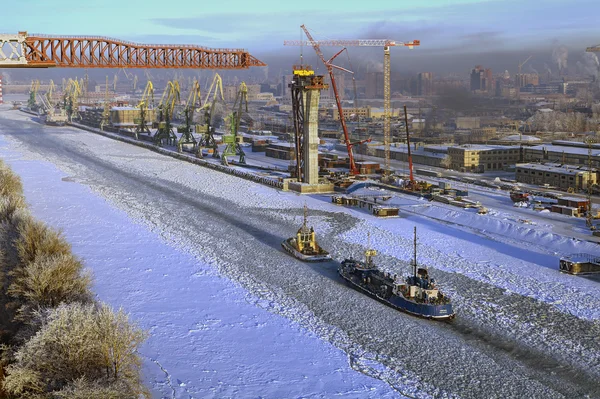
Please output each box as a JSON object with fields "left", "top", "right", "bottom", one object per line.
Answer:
{"left": 288, "top": 65, "right": 334, "bottom": 194}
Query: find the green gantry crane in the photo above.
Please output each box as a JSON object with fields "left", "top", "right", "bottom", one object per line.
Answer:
{"left": 221, "top": 81, "right": 248, "bottom": 165}
{"left": 154, "top": 81, "right": 180, "bottom": 147}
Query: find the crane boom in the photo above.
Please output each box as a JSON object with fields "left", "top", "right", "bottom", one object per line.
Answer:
{"left": 284, "top": 40, "right": 419, "bottom": 48}
{"left": 298, "top": 25, "right": 362, "bottom": 175}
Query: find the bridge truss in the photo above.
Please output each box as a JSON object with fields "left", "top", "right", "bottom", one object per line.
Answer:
{"left": 0, "top": 31, "right": 265, "bottom": 69}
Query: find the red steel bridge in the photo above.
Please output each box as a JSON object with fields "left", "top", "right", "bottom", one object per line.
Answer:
{"left": 0, "top": 31, "right": 266, "bottom": 69}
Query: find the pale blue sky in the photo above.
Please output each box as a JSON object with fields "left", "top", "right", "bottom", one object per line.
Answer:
{"left": 4, "top": 0, "right": 599, "bottom": 54}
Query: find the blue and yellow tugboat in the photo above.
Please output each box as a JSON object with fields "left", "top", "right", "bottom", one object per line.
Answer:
{"left": 339, "top": 227, "right": 455, "bottom": 320}
{"left": 282, "top": 205, "right": 332, "bottom": 262}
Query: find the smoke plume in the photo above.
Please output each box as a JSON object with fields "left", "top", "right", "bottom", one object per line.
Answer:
{"left": 581, "top": 52, "right": 599, "bottom": 78}
{"left": 526, "top": 63, "right": 538, "bottom": 74}
{"left": 366, "top": 60, "right": 384, "bottom": 73}
{"left": 552, "top": 45, "right": 568, "bottom": 72}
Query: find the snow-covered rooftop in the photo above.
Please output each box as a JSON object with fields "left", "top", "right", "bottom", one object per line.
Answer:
{"left": 516, "top": 163, "right": 593, "bottom": 175}
{"left": 452, "top": 144, "right": 515, "bottom": 151}
{"left": 528, "top": 144, "right": 600, "bottom": 156}
{"left": 501, "top": 134, "right": 541, "bottom": 142}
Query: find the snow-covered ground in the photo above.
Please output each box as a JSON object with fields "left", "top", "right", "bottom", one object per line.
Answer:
{"left": 1, "top": 107, "right": 599, "bottom": 398}
{"left": 0, "top": 110, "right": 403, "bottom": 398}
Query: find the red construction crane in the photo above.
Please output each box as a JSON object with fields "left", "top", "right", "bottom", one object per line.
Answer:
{"left": 285, "top": 26, "right": 372, "bottom": 175}
{"left": 285, "top": 32, "right": 419, "bottom": 176}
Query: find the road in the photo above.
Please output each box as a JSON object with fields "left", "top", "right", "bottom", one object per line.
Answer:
{"left": 1, "top": 108, "right": 598, "bottom": 399}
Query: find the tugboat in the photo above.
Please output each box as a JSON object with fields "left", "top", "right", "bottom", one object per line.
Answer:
{"left": 281, "top": 205, "right": 332, "bottom": 262}
{"left": 338, "top": 227, "right": 455, "bottom": 320}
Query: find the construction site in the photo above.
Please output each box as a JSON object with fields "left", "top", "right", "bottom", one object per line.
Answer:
{"left": 1, "top": 29, "right": 434, "bottom": 196}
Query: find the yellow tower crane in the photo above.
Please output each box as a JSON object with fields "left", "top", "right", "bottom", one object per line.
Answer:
{"left": 516, "top": 55, "right": 533, "bottom": 103}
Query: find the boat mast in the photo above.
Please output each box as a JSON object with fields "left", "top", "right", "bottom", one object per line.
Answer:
{"left": 303, "top": 203, "right": 308, "bottom": 229}
{"left": 413, "top": 226, "right": 417, "bottom": 278}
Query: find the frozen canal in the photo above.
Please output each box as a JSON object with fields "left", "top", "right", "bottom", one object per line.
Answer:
{"left": 0, "top": 107, "right": 598, "bottom": 398}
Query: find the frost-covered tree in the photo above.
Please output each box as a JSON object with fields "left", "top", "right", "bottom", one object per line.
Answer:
{"left": 2, "top": 303, "right": 148, "bottom": 398}
{"left": 14, "top": 218, "right": 72, "bottom": 267}
{"left": 0, "top": 162, "right": 23, "bottom": 199}
{"left": 8, "top": 253, "right": 92, "bottom": 322}
{"left": 52, "top": 377, "right": 140, "bottom": 399}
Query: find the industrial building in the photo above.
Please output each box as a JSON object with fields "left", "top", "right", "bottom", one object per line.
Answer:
{"left": 266, "top": 142, "right": 295, "bottom": 160}
{"left": 523, "top": 140, "right": 600, "bottom": 167}
{"left": 332, "top": 107, "right": 372, "bottom": 120}
{"left": 417, "top": 72, "right": 433, "bottom": 96}
{"left": 371, "top": 143, "right": 449, "bottom": 168}
{"left": 455, "top": 117, "right": 481, "bottom": 130}
{"left": 515, "top": 163, "right": 597, "bottom": 191}
{"left": 447, "top": 144, "right": 521, "bottom": 171}
{"left": 514, "top": 73, "right": 539, "bottom": 88}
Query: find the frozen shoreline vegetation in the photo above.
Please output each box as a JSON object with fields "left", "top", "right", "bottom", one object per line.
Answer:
{"left": 0, "top": 159, "right": 148, "bottom": 398}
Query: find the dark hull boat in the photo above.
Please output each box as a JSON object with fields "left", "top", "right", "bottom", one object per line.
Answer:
{"left": 338, "top": 228, "right": 455, "bottom": 320}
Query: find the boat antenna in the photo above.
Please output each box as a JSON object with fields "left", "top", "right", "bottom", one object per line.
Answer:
{"left": 303, "top": 203, "right": 308, "bottom": 229}
{"left": 413, "top": 226, "right": 417, "bottom": 278}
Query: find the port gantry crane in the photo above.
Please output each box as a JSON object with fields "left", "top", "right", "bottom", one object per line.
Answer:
{"left": 221, "top": 82, "right": 248, "bottom": 165}
{"left": 135, "top": 81, "right": 155, "bottom": 140}
{"left": 177, "top": 79, "right": 202, "bottom": 152}
{"left": 154, "top": 81, "right": 180, "bottom": 147}
{"left": 100, "top": 76, "right": 110, "bottom": 130}
{"left": 285, "top": 27, "right": 419, "bottom": 176}
{"left": 41, "top": 79, "right": 68, "bottom": 125}
{"left": 584, "top": 137, "right": 596, "bottom": 230}
{"left": 27, "top": 79, "right": 40, "bottom": 111}
{"left": 62, "top": 78, "right": 82, "bottom": 122}
{"left": 37, "top": 79, "right": 53, "bottom": 115}
{"left": 586, "top": 44, "right": 600, "bottom": 52}
{"left": 197, "top": 73, "right": 225, "bottom": 158}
